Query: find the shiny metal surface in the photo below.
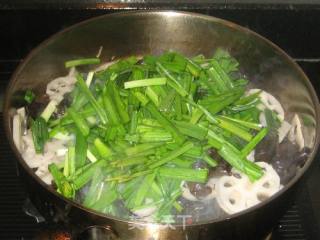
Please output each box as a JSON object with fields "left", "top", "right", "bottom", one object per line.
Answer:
{"left": 3, "top": 11, "right": 320, "bottom": 240}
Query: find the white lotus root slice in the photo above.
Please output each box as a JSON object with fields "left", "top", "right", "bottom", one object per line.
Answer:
{"left": 259, "top": 110, "right": 291, "bottom": 143}
{"left": 278, "top": 120, "right": 292, "bottom": 143}
{"left": 46, "top": 67, "right": 76, "bottom": 103}
{"left": 289, "top": 114, "right": 305, "bottom": 151}
{"left": 21, "top": 131, "right": 67, "bottom": 183}
{"left": 249, "top": 88, "right": 291, "bottom": 143}
{"left": 251, "top": 162, "right": 281, "bottom": 195}
{"left": 216, "top": 175, "right": 248, "bottom": 214}
{"left": 248, "top": 89, "right": 285, "bottom": 122}
{"left": 216, "top": 162, "right": 281, "bottom": 214}
{"left": 12, "top": 107, "right": 26, "bottom": 151}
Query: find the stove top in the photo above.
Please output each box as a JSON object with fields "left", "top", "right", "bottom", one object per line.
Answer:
{"left": 1, "top": 5, "right": 320, "bottom": 240}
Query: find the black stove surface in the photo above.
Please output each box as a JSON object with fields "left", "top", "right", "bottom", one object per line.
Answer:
{"left": 1, "top": 5, "right": 320, "bottom": 240}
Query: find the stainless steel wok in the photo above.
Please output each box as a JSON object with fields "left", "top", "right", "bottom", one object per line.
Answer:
{"left": 3, "top": 11, "right": 320, "bottom": 240}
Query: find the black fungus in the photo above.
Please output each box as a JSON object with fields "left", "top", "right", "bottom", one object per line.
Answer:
{"left": 255, "top": 135, "right": 311, "bottom": 185}
{"left": 254, "top": 134, "right": 278, "bottom": 163}
{"left": 187, "top": 156, "right": 232, "bottom": 199}
{"left": 52, "top": 93, "right": 74, "bottom": 119}
{"left": 187, "top": 182, "right": 212, "bottom": 199}
{"left": 26, "top": 94, "right": 50, "bottom": 118}
{"left": 270, "top": 138, "right": 311, "bottom": 184}
{"left": 187, "top": 160, "right": 213, "bottom": 199}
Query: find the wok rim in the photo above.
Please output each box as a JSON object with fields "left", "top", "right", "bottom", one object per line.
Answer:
{"left": 3, "top": 10, "right": 320, "bottom": 228}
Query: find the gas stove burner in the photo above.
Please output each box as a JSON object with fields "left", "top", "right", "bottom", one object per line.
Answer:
{"left": 33, "top": 228, "right": 72, "bottom": 240}
{"left": 22, "top": 198, "right": 73, "bottom": 239}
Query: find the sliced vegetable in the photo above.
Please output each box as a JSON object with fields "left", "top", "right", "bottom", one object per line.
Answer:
{"left": 75, "top": 129, "right": 87, "bottom": 168}
{"left": 158, "top": 167, "right": 209, "bottom": 183}
{"left": 24, "top": 50, "right": 280, "bottom": 223}
{"left": 65, "top": 58, "right": 100, "bottom": 68}
{"left": 30, "top": 117, "right": 49, "bottom": 153}
{"left": 124, "top": 78, "right": 167, "bottom": 89}
{"left": 41, "top": 100, "right": 58, "bottom": 122}
{"left": 49, "top": 163, "right": 74, "bottom": 198}
{"left": 68, "top": 106, "right": 90, "bottom": 136}
{"left": 24, "top": 89, "right": 35, "bottom": 104}
{"left": 76, "top": 73, "right": 108, "bottom": 124}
